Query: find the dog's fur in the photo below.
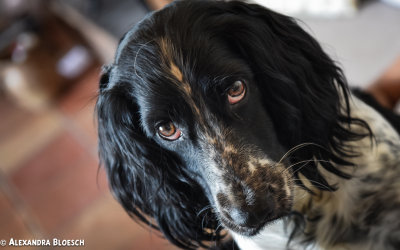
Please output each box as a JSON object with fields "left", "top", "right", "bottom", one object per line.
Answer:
{"left": 96, "top": 1, "right": 400, "bottom": 249}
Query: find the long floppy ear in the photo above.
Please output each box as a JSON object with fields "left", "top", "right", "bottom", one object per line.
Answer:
{"left": 96, "top": 68, "right": 222, "bottom": 249}
{"left": 221, "top": 1, "right": 371, "bottom": 190}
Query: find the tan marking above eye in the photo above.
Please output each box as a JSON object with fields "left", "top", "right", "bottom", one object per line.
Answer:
{"left": 158, "top": 38, "right": 192, "bottom": 95}
{"left": 158, "top": 122, "right": 182, "bottom": 141}
{"left": 228, "top": 80, "right": 246, "bottom": 104}
{"left": 170, "top": 62, "right": 184, "bottom": 82}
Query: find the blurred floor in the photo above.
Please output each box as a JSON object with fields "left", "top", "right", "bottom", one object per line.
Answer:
{"left": 0, "top": 67, "right": 176, "bottom": 250}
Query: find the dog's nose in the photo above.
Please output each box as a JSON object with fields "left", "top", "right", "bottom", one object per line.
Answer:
{"left": 222, "top": 205, "right": 271, "bottom": 228}
{"left": 221, "top": 197, "right": 274, "bottom": 228}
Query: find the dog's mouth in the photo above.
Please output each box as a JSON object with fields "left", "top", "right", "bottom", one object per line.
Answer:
{"left": 218, "top": 211, "right": 283, "bottom": 236}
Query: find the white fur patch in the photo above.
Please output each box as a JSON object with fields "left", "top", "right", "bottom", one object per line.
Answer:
{"left": 231, "top": 220, "right": 321, "bottom": 250}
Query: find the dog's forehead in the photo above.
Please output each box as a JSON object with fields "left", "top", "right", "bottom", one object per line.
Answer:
{"left": 157, "top": 37, "right": 192, "bottom": 95}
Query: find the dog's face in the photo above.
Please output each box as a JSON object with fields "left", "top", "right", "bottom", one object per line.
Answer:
{"left": 109, "top": 5, "right": 294, "bottom": 236}
{"left": 97, "top": 0, "right": 355, "bottom": 247}
{"left": 138, "top": 38, "right": 293, "bottom": 235}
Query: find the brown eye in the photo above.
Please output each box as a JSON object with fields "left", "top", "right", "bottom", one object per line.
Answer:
{"left": 158, "top": 122, "right": 181, "bottom": 141}
{"left": 227, "top": 80, "right": 246, "bottom": 104}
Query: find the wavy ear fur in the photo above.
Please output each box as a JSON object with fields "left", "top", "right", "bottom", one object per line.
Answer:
{"left": 217, "top": 1, "right": 371, "bottom": 191}
{"left": 96, "top": 72, "right": 222, "bottom": 249}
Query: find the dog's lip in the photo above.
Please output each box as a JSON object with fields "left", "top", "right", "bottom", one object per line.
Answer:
{"left": 219, "top": 214, "right": 281, "bottom": 236}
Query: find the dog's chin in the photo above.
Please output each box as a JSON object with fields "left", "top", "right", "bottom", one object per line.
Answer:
{"left": 219, "top": 214, "right": 282, "bottom": 237}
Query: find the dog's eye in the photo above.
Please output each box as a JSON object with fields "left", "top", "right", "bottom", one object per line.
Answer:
{"left": 227, "top": 80, "right": 246, "bottom": 104}
{"left": 157, "top": 122, "right": 182, "bottom": 141}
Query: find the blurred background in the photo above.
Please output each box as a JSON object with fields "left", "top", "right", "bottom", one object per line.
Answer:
{"left": 0, "top": 0, "right": 399, "bottom": 249}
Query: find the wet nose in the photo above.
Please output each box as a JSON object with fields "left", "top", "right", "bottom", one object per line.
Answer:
{"left": 219, "top": 193, "right": 274, "bottom": 227}
{"left": 223, "top": 205, "right": 272, "bottom": 227}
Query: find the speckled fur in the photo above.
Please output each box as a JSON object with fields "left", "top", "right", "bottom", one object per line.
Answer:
{"left": 288, "top": 96, "right": 400, "bottom": 250}
{"left": 232, "top": 95, "right": 400, "bottom": 250}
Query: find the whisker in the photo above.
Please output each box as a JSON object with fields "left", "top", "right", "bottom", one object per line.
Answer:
{"left": 215, "top": 222, "right": 224, "bottom": 233}
{"left": 197, "top": 205, "right": 212, "bottom": 217}
{"left": 281, "top": 159, "right": 331, "bottom": 175}
{"left": 277, "top": 143, "right": 316, "bottom": 164}
{"left": 201, "top": 213, "right": 207, "bottom": 230}
{"left": 308, "top": 179, "right": 336, "bottom": 192}
{"left": 298, "top": 179, "right": 337, "bottom": 193}
{"left": 291, "top": 178, "right": 338, "bottom": 200}
{"left": 276, "top": 142, "right": 330, "bottom": 166}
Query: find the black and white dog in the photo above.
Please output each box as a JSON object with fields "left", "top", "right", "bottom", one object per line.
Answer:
{"left": 96, "top": 1, "right": 400, "bottom": 249}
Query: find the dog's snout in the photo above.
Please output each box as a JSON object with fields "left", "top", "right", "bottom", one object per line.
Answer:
{"left": 222, "top": 205, "right": 272, "bottom": 228}
{"left": 217, "top": 192, "right": 274, "bottom": 228}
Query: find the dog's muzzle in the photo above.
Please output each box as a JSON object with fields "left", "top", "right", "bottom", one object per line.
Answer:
{"left": 218, "top": 191, "right": 276, "bottom": 229}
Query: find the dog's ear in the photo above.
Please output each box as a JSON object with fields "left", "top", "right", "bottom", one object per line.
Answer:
{"left": 221, "top": 1, "right": 370, "bottom": 190}
{"left": 96, "top": 73, "right": 221, "bottom": 248}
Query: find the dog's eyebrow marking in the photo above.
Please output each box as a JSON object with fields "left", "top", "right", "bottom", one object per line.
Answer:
{"left": 170, "top": 61, "right": 184, "bottom": 83}
{"left": 158, "top": 37, "right": 209, "bottom": 126}
{"left": 158, "top": 38, "right": 187, "bottom": 87}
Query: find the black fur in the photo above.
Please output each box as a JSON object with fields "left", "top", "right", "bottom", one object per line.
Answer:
{"left": 96, "top": 1, "right": 372, "bottom": 249}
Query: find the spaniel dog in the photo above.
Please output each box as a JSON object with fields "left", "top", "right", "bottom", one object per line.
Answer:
{"left": 96, "top": 1, "right": 400, "bottom": 249}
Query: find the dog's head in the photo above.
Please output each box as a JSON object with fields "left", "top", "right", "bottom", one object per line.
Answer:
{"left": 96, "top": 0, "right": 368, "bottom": 248}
